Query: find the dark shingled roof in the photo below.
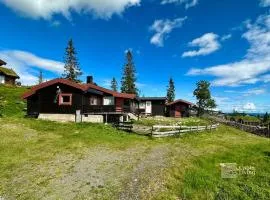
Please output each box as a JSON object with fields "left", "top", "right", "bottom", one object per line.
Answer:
{"left": 22, "top": 78, "right": 136, "bottom": 99}
{"left": 0, "top": 66, "right": 20, "bottom": 78}
{"left": 166, "top": 99, "right": 195, "bottom": 106}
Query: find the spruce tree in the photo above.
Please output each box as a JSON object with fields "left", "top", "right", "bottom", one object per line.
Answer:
{"left": 121, "top": 50, "right": 138, "bottom": 95}
{"left": 38, "top": 70, "right": 43, "bottom": 84}
{"left": 166, "top": 78, "right": 175, "bottom": 103}
{"left": 111, "top": 77, "right": 118, "bottom": 92}
{"left": 263, "top": 112, "right": 269, "bottom": 123}
{"left": 62, "top": 39, "right": 82, "bottom": 82}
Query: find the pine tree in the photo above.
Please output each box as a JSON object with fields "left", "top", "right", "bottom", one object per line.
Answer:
{"left": 111, "top": 77, "right": 118, "bottom": 92}
{"left": 263, "top": 112, "right": 269, "bottom": 123}
{"left": 38, "top": 70, "right": 43, "bottom": 84}
{"left": 121, "top": 50, "right": 138, "bottom": 95}
{"left": 166, "top": 78, "right": 175, "bottom": 103}
{"left": 62, "top": 39, "right": 82, "bottom": 82}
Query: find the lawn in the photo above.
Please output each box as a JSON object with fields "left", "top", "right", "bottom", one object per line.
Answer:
{"left": 0, "top": 85, "right": 269, "bottom": 199}
{"left": 0, "top": 117, "right": 269, "bottom": 199}
{"left": 134, "top": 116, "right": 211, "bottom": 127}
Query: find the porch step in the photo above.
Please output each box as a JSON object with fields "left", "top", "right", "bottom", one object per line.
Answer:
{"left": 128, "top": 113, "right": 138, "bottom": 120}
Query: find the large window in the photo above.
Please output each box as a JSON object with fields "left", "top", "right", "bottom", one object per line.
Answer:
{"left": 103, "top": 96, "right": 114, "bottom": 105}
{"left": 0, "top": 75, "right": 5, "bottom": 84}
{"left": 59, "top": 94, "right": 72, "bottom": 105}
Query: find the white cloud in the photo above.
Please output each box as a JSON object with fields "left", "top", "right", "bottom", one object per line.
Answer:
{"left": 161, "top": 0, "right": 198, "bottom": 9}
{"left": 0, "top": 0, "right": 140, "bottom": 20}
{"left": 0, "top": 50, "right": 64, "bottom": 85}
{"left": 150, "top": 17, "right": 187, "bottom": 47}
{"left": 260, "top": 0, "right": 270, "bottom": 7}
{"left": 243, "top": 102, "right": 256, "bottom": 110}
{"left": 221, "top": 34, "right": 232, "bottom": 41}
{"left": 242, "top": 88, "right": 266, "bottom": 96}
{"left": 187, "top": 14, "right": 270, "bottom": 86}
{"left": 182, "top": 33, "right": 220, "bottom": 57}
{"left": 51, "top": 20, "right": 61, "bottom": 27}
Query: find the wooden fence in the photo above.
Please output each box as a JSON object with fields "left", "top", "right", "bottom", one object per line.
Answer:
{"left": 151, "top": 124, "right": 219, "bottom": 138}
{"left": 210, "top": 117, "right": 270, "bottom": 138}
{"left": 113, "top": 121, "right": 133, "bottom": 132}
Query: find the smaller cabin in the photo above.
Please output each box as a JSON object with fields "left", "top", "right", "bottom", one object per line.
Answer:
{"left": 0, "top": 59, "right": 20, "bottom": 85}
{"left": 136, "top": 97, "right": 167, "bottom": 116}
{"left": 166, "top": 99, "right": 195, "bottom": 118}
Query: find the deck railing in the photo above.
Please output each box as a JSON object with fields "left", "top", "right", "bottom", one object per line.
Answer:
{"left": 82, "top": 105, "right": 132, "bottom": 113}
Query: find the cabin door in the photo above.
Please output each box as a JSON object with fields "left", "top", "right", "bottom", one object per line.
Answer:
{"left": 175, "top": 105, "right": 181, "bottom": 118}
{"left": 145, "top": 101, "right": 152, "bottom": 114}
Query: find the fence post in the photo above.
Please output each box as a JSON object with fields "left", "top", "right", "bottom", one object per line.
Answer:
{"left": 151, "top": 126, "right": 153, "bottom": 137}
{"left": 268, "top": 124, "right": 270, "bottom": 138}
{"left": 179, "top": 125, "right": 181, "bottom": 134}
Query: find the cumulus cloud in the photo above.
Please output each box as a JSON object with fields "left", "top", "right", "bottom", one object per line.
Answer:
{"left": 161, "top": 0, "right": 198, "bottom": 9}
{"left": 0, "top": 50, "right": 64, "bottom": 85}
{"left": 187, "top": 14, "right": 270, "bottom": 86}
{"left": 182, "top": 33, "right": 220, "bottom": 57}
{"left": 243, "top": 102, "right": 256, "bottom": 110}
{"left": 0, "top": 0, "right": 140, "bottom": 20}
{"left": 260, "top": 0, "right": 270, "bottom": 7}
{"left": 150, "top": 17, "right": 187, "bottom": 47}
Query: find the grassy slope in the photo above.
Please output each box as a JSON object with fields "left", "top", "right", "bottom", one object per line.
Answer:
{"left": 0, "top": 85, "right": 269, "bottom": 199}
{"left": 0, "top": 85, "right": 28, "bottom": 117}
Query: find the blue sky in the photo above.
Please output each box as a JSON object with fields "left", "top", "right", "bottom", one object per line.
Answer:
{"left": 0, "top": 0, "right": 270, "bottom": 113}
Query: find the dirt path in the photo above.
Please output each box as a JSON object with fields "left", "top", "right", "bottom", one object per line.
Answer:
{"left": 119, "top": 145, "right": 170, "bottom": 200}
{"left": 3, "top": 143, "right": 171, "bottom": 200}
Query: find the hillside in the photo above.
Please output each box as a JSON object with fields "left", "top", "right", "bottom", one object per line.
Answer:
{"left": 0, "top": 85, "right": 28, "bottom": 117}
{"left": 0, "top": 84, "right": 269, "bottom": 199}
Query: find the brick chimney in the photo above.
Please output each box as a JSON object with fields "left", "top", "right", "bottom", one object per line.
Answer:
{"left": 86, "top": 76, "right": 93, "bottom": 84}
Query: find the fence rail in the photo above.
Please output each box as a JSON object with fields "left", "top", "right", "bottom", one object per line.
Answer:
{"left": 210, "top": 117, "right": 270, "bottom": 138}
{"left": 151, "top": 124, "right": 219, "bottom": 138}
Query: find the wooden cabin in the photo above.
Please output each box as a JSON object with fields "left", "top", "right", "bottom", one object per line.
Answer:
{"left": 136, "top": 97, "right": 166, "bottom": 116}
{"left": 0, "top": 59, "right": 20, "bottom": 85}
{"left": 166, "top": 99, "right": 195, "bottom": 118}
{"left": 22, "top": 78, "right": 136, "bottom": 122}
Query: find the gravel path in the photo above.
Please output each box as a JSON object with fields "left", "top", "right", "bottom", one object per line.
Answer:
{"left": 7, "top": 145, "right": 170, "bottom": 200}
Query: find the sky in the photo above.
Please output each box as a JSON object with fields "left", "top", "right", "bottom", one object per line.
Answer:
{"left": 0, "top": 0, "right": 270, "bottom": 113}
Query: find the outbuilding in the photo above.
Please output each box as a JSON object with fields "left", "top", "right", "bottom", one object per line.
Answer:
{"left": 166, "top": 99, "right": 195, "bottom": 118}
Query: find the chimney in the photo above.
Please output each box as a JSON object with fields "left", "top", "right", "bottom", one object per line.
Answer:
{"left": 87, "top": 76, "right": 93, "bottom": 84}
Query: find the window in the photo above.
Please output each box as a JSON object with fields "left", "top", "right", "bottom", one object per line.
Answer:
{"left": 103, "top": 96, "right": 114, "bottom": 105}
{"left": 59, "top": 94, "right": 72, "bottom": 105}
{"left": 139, "top": 102, "right": 145, "bottom": 109}
{"left": 90, "top": 96, "right": 98, "bottom": 105}
{"left": 0, "top": 75, "right": 5, "bottom": 84}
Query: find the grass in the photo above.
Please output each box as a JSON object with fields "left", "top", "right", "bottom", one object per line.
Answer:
{"left": 134, "top": 116, "right": 211, "bottom": 126}
{"left": 0, "top": 85, "right": 269, "bottom": 199}
{"left": 0, "top": 85, "right": 28, "bottom": 117}
{"left": 0, "top": 118, "right": 269, "bottom": 199}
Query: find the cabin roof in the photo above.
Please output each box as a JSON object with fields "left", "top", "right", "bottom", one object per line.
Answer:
{"left": 166, "top": 99, "right": 195, "bottom": 106}
{"left": 138, "top": 97, "right": 167, "bottom": 101}
{"left": 0, "top": 66, "right": 20, "bottom": 78}
{"left": 0, "top": 59, "right": 7, "bottom": 66}
{"left": 22, "top": 78, "right": 136, "bottom": 99}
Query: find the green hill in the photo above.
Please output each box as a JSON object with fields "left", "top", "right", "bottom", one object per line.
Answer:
{"left": 0, "top": 84, "right": 28, "bottom": 117}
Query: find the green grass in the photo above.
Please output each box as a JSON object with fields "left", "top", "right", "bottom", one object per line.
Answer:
{"left": 134, "top": 116, "right": 210, "bottom": 126}
{"left": 0, "top": 85, "right": 28, "bottom": 117}
{"left": 0, "top": 84, "right": 269, "bottom": 199}
{"left": 0, "top": 118, "right": 269, "bottom": 199}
